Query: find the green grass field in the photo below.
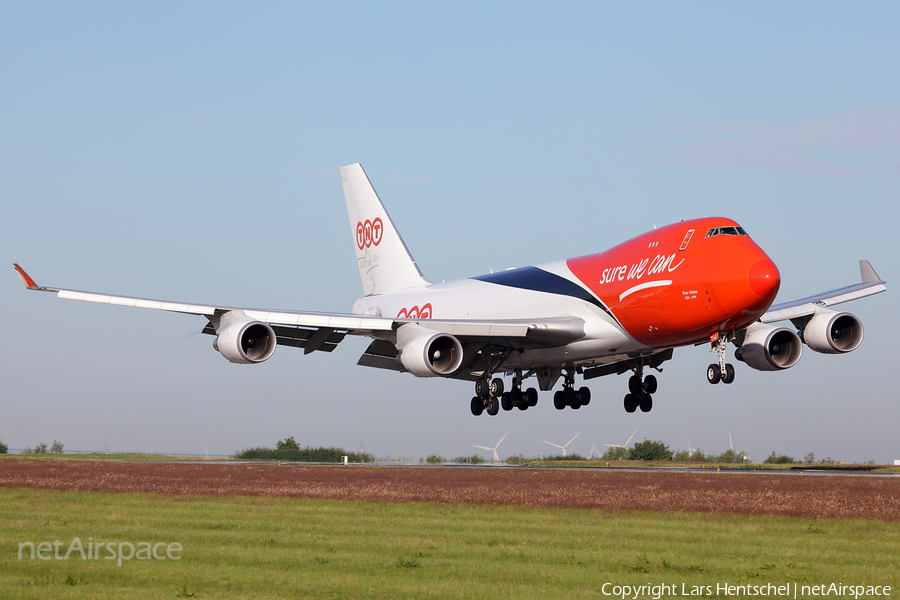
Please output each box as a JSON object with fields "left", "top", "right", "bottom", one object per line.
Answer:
{"left": 2, "top": 489, "right": 898, "bottom": 599}
{"left": 1, "top": 453, "right": 235, "bottom": 462}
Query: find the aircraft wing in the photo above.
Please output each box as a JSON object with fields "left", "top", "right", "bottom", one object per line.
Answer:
{"left": 14, "top": 263, "right": 395, "bottom": 335}
{"left": 13, "top": 264, "right": 584, "bottom": 361}
{"left": 760, "top": 260, "right": 886, "bottom": 324}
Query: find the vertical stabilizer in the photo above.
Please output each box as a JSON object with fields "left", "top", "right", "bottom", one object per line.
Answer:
{"left": 341, "top": 163, "right": 430, "bottom": 296}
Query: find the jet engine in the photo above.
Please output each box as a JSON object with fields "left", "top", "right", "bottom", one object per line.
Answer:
{"left": 396, "top": 323, "right": 463, "bottom": 377}
{"left": 213, "top": 312, "right": 277, "bottom": 364}
{"left": 800, "top": 310, "right": 864, "bottom": 354}
{"left": 735, "top": 322, "right": 803, "bottom": 371}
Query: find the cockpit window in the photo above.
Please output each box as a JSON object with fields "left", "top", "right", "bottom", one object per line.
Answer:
{"left": 705, "top": 226, "right": 747, "bottom": 238}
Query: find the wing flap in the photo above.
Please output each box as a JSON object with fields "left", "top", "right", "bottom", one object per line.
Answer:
{"left": 357, "top": 339, "right": 402, "bottom": 370}
{"left": 414, "top": 317, "right": 585, "bottom": 346}
{"left": 201, "top": 322, "right": 348, "bottom": 353}
{"left": 425, "top": 321, "right": 529, "bottom": 338}
{"left": 243, "top": 309, "right": 393, "bottom": 332}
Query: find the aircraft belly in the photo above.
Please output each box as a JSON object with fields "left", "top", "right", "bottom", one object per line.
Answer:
{"left": 502, "top": 330, "right": 647, "bottom": 370}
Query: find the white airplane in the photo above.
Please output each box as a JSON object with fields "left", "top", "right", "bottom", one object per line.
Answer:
{"left": 14, "top": 163, "right": 887, "bottom": 417}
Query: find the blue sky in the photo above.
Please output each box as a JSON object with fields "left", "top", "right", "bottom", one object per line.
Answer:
{"left": 2, "top": 2, "right": 898, "bottom": 462}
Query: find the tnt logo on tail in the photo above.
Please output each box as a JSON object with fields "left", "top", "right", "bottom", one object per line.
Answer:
{"left": 342, "top": 163, "right": 430, "bottom": 296}
{"left": 356, "top": 218, "right": 384, "bottom": 249}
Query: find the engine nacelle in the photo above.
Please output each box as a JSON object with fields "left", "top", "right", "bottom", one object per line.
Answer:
{"left": 735, "top": 323, "right": 803, "bottom": 371}
{"left": 801, "top": 310, "right": 864, "bottom": 354}
{"left": 396, "top": 323, "right": 463, "bottom": 377}
{"left": 213, "top": 312, "right": 277, "bottom": 364}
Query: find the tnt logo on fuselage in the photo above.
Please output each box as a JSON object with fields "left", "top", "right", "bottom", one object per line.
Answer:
{"left": 356, "top": 218, "right": 384, "bottom": 250}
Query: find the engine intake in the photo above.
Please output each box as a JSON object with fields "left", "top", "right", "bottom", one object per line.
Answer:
{"left": 735, "top": 323, "right": 802, "bottom": 371}
{"left": 801, "top": 310, "right": 864, "bottom": 354}
{"left": 396, "top": 323, "right": 463, "bottom": 377}
{"left": 213, "top": 312, "right": 277, "bottom": 364}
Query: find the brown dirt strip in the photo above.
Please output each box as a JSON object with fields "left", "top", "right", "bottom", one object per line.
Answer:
{"left": 1, "top": 459, "right": 899, "bottom": 520}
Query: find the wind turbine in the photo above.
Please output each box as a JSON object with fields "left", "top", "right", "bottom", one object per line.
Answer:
{"left": 589, "top": 443, "right": 602, "bottom": 459}
{"left": 728, "top": 431, "right": 747, "bottom": 463}
{"left": 686, "top": 436, "right": 697, "bottom": 457}
{"left": 604, "top": 429, "right": 637, "bottom": 449}
{"left": 542, "top": 433, "right": 580, "bottom": 457}
{"left": 473, "top": 432, "right": 508, "bottom": 463}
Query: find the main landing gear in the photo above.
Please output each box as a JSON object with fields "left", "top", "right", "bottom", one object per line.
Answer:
{"left": 623, "top": 362, "right": 657, "bottom": 413}
{"left": 471, "top": 370, "right": 537, "bottom": 417}
{"left": 707, "top": 332, "right": 735, "bottom": 385}
{"left": 553, "top": 368, "right": 591, "bottom": 411}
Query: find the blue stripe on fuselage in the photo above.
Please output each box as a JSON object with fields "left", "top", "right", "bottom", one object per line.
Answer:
{"left": 472, "top": 266, "right": 608, "bottom": 312}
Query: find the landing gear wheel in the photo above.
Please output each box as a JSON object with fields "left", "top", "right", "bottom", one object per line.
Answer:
{"left": 624, "top": 393, "right": 638, "bottom": 413}
{"left": 501, "top": 392, "right": 513, "bottom": 412}
{"left": 566, "top": 388, "right": 581, "bottom": 410}
{"left": 511, "top": 389, "right": 527, "bottom": 411}
{"left": 470, "top": 396, "right": 484, "bottom": 416}
{"left": 629, "top": 375, "right": 643, "bottom": 395}
{"left": 639, "top": 394, "right": 653, "bottom": 413}
{"left": 723, "top": 364, "right": 735, "bottom": 384}
{"left": 475, "top": 379, "right": 489, "bottom": 398}
{"left": 707, "top": 364, "right": 721, "bottom": 384}
{"left": 490, "top": 378, "right": 504, "bottom": 397}
{"left": 486, "top": 397, "right": 499, "bottom": 416}
{"left": 577, "top": 387, "right": 591, "bottom": 406}
{"left": 644, "top": 375, "right": 658, "bottom": 395}
{"left": 525, "top": 388, "right": 538, "bottom": 407}
{"left": 553, "top": 391, "right": 566, "bottom": 410}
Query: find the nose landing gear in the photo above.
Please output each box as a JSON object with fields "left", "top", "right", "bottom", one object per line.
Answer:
{"left": 708, "top": 332, "right": 735, "bottom": 384}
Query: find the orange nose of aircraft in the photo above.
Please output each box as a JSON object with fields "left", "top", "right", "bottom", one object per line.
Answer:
{"left": 748, "top": 258, "right": 780, "bottom": 299}
{"left": 711, "top": 247, "right": 781, "bottom": 317}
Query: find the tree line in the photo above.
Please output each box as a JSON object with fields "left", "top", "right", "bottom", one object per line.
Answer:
{"left": 232, "top": 436, "right": 374, "bottom": 463}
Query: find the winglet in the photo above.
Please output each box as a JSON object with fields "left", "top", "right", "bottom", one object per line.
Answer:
{"left": 13, "top": 264, "right": 47, "bottom": 291}
{"left": 860, "top": 260, "right": 882, "bottom": 285}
